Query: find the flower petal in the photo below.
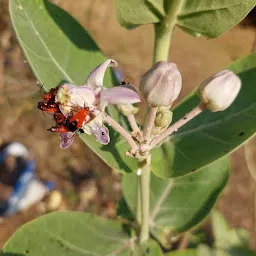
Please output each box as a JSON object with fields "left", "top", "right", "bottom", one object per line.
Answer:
{"left": 81, "top": 114, "right": 110, "bottom": 145}
{"left": 91, "top": 124, "right": 110, "bottom": 145}
{"left": 85, "top": 59, "right": 118, "bottom": 89}
{"left": 100, "top": 87, "right": 140, "bottom": 110}
{"left": 60, "top": 132, "right": 74, "bottom": 149}
{"left": 58, "top": 85, "right": 96, "bottom": 116}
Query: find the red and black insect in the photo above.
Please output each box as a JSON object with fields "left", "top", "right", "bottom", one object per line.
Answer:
{"left": 41, "top": 85, "right": 59, "bottom": 103}
{"left": 38, "top": 85, "right": 91, "bottom": 134}
{"left": 37, "top": 101, "right": 60, "bottom": 114}
{"left": 47, "top": 107, "right": 90, "bottom": 133}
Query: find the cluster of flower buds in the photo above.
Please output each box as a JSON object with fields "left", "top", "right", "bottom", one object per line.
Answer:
{"left": 139, "top": 61, "right": 241, "bottom": 148}
{"left": 38, "top": 59, "right": 140, "bottom": 149}
{"left": 39, "top": 58, "right": 241, "bottom": 153}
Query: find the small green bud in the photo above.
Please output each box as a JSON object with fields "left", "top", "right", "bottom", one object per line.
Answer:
{"left": 152, "top": 107, "right": 173, "bottom": 135}
{"left": 117, "top": 103, "right": 139, "bottom": 116}
{"left": 155, "top": 108, "right": 173, "bottom": 128}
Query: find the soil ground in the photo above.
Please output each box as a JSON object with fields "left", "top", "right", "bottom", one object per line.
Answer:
{"left": 0, "top": 0, "right": 255, "bottom": 250}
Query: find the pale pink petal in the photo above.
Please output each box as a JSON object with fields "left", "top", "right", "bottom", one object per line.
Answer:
{"left": 85, "top": 59, "right": 118, "bottom": 89}
{"left": 100, "top": 87, "right": 140, "bottom": 110}
{"left": 68, "top": 86, "right": 96, "bottom": 107}
{"left": 61, "top": 83, "right": 77, "bottom": 90}
{"left": 60, "top": 132, "right": 74, "bottom": 149}
{"left": 90, "top": 124, "right": 110, "bottom": 145}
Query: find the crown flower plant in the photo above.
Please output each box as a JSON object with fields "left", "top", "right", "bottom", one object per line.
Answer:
{"left": 5, "top": 0, "right": 256, "bottom": 255}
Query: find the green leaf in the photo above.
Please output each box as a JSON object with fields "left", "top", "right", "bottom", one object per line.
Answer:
{"left": 116, "top": 196, "right": 135, "bottom": 221}
{"left": 123, "top": 157, "right": 229, "bottom": 248}
{"left": 1, "top": 212, "right": 134, "bottom": 255}
{"left": 115, "top": 0, "right": 256, "bottom": 38}
{"left": 151, "top": 54, "right": 256, "bottom": 178}
{"left": 1, "top": 212, "right": 164, "bottom": 256}
{"left": 115, "top": 0, "right": 165, "bottom": 27}
{"left": 197, "top": 245, "right": 214, "bottom": 256}
{"left": 10, "top": 0, "right": 137, "bottom": 173}
{"left": 212, "top": 211, "right": 249, "bottom": 250}
{"left": 134, "top": 239, "right": 163, "bottom": 256}
{"left": 195, "top": 212, "right": 256, "bottom": 256}
{"left": 165, "top": 249, "right": 197, "bottom": 256}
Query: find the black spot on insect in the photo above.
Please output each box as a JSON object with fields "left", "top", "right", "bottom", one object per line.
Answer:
{"left": 239, "top": 132, "right": 244, "bottom": 136}
{"left": 184, "top": 117, "right": 187, "bottom": 120}
{"left": 25, "top": 249, "right": 30, "bottom": 254}
{"left": 102, "top": 132, "right": 105, "bottom": 136}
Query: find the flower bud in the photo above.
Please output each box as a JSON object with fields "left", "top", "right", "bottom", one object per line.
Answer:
{"left": 117, "top": 104, "right": 139, "bottom": 116}
{"left": 152, "top": 107, "right": 173, "bottom": 135}
{"left": 198, "top": 70, "right": 241, "bottom": 112}
{"left": 155, "top": 107, "right": 173, "bottom": 128}
{"left": 140, "top": 61, "right": 182, "bottom": 106}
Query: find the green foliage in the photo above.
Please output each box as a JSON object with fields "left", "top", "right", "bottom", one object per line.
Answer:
{"left": 1, "top": 212, "right": 132, "bottom": 255}
{"left": 134, "top": 240, "right": 163, "bottom": 256}
{"left": 115, "top": 0, "right": 256, "bottom": 38}
{"left": 152, "top": 54, "right": 256, "bottom": 178}
{"left": 195, "top": 212, "right": 255, "bottom": 256}
{"left": 9, "top": 0, "right": 137, "bottom": 174}
{"left": 122, "top": 157, "right": 229, "bottom": 248}
{"left": 166, "top": 249, "right": 197, "bottom": 256}
{"left": 1, "top": 211, "right": 165, "bottom": 256}
{"left": 211, "top": 211, "right": 255, "bottom": 256}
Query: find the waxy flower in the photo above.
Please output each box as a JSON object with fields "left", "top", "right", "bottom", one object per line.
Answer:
{"left": 56, "top": 59, "right": 140, "bottom": 148}
{"left": 198, "top": 70, "right": 241, "bottom": 112}
{"left": 140, "top": 61, "right": 182, "bottom": 107}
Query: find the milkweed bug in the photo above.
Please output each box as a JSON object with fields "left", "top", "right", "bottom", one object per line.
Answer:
{"left": 48, "top": 107, "right": 90, "bottom": 133}
{"left": 37, "top": 101, "right": 60, "bottom": 114}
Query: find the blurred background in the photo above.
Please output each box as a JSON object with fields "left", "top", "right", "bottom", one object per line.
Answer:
{"left": 0, "top": 0, "right": 255, "bottom": 250}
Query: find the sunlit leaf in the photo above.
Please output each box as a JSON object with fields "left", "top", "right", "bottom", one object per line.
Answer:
{"left": 115, "top": 0, "right": 256, "bottom": 38}
{"left": 10, "top": 0, "right": 137, "bottom": 173}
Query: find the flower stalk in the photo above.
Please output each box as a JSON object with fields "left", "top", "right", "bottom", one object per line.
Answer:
{"left": 151, "top": 104, "right": 205, "bottom": 148}
{"left": 127, "top": 114, "right": 142, "bottom": 137}
{"left": 143, "top": 106, "right": 158, "bottom": 141}
{"left": 103, "top": 114, "right": 139, "bottom": 155}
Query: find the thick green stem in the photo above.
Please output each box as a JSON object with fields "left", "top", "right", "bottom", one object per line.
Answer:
{"left": 137, "top": 0, "right": 184, "bottom": 244}
{"left": 153, "top": 0, "right": 184, "bottom": 63}
{"left": 136, "top": 170, "right": 142, "bottom": 225}
{"left": 139, "top": 156, "right": 151, "bottom": 243}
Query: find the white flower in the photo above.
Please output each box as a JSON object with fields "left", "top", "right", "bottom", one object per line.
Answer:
{"left": 55, "top": 59, "right": 140, "bottom": 148}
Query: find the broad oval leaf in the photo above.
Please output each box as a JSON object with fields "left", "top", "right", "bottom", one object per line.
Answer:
{"left": 115, "top": 0, "right": 256, "bottom": 38}
{"left": 123, "top": 157, "right": 229, "bottom": 248}
{"left": 10, "top": 0, "right": 137, "bottom": 173}
{"left": 1, "top": 212, "right": 164, "bottom": 256}
{"left": 151, "top": 53, "right": 256, "bottom": 178}
{"left": 1, "top": 212, "right": 134, "bottom": 256}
